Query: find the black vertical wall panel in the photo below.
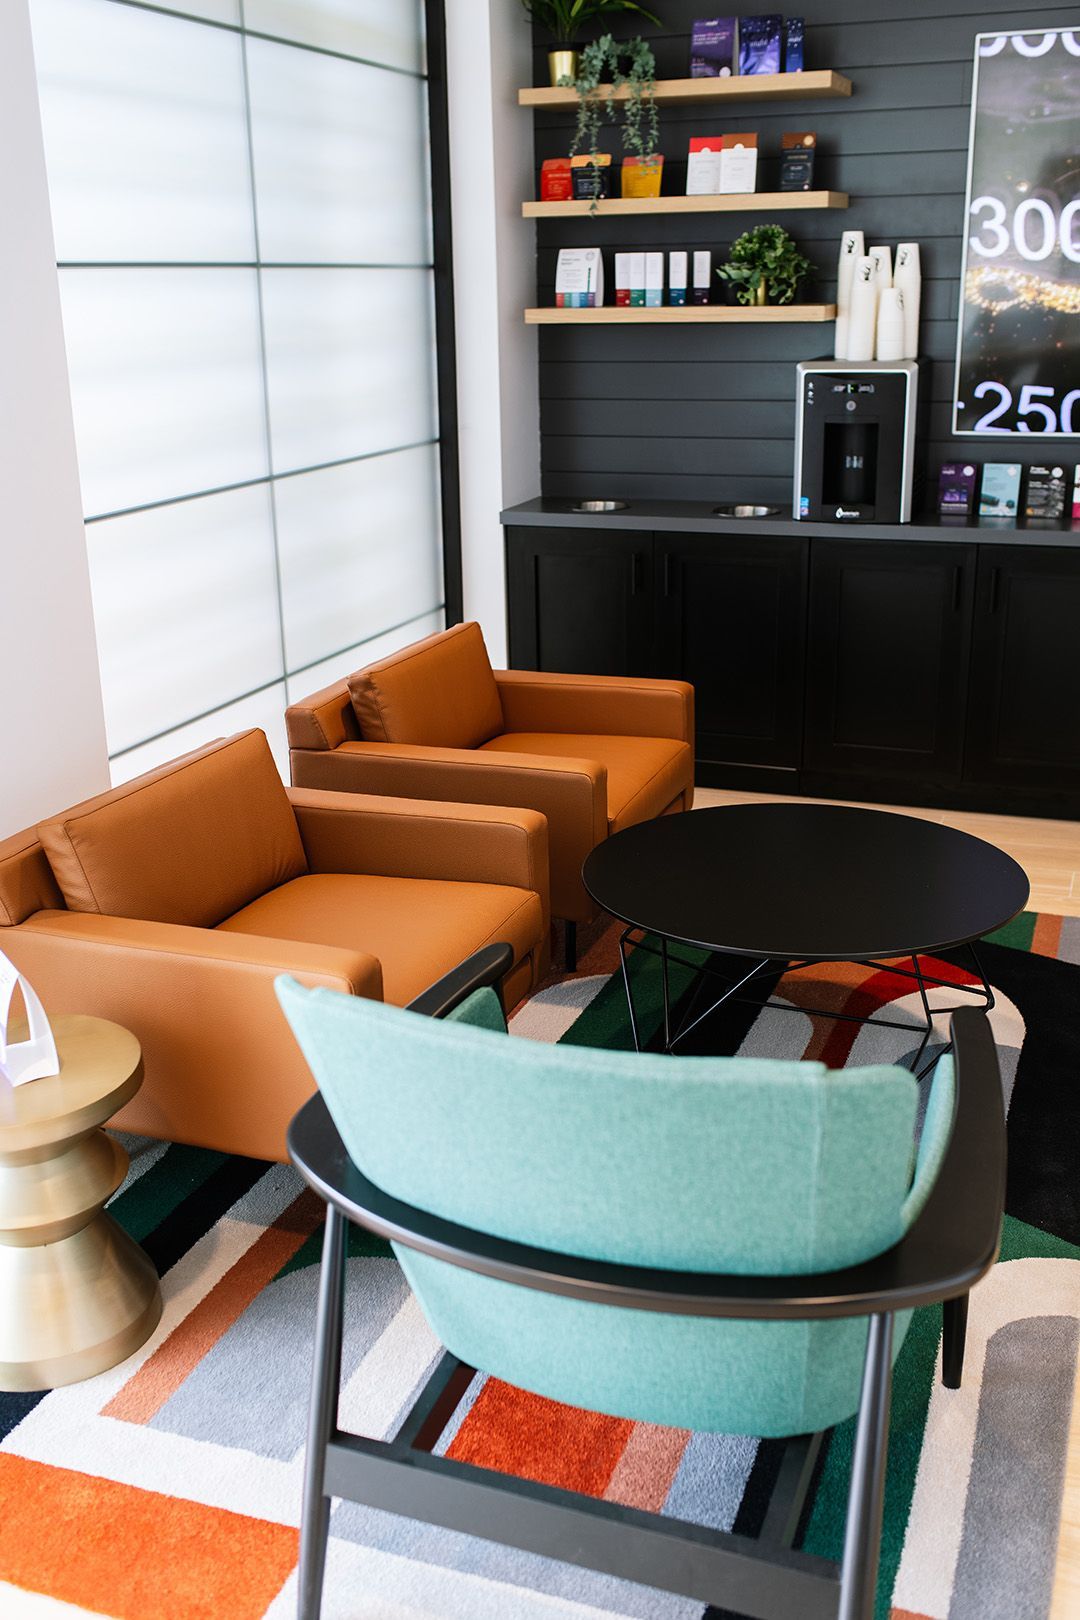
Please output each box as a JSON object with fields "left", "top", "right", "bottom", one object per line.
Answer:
{"left": 530, "top": 2, "right": 1079, "bottom": 505}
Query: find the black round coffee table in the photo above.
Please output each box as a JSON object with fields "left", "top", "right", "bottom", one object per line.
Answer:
{"left": 582, "top": 803, "right": 1030, "bottom": 1066}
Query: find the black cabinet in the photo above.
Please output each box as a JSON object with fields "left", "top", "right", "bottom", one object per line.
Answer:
{"left": 504, "top": 519, "right": 1080, "bottom": 816}
{"left": 965, "top": 546, "right": 1080, "bottom": 792}
{"left": 654, "top": 533, "right": 807, "bottom": 770}
{"left": 506, "top": 526, "right": 653, "bottom": 677}
{"left": 803, "top": 540, "right": 975, "bottom": 782}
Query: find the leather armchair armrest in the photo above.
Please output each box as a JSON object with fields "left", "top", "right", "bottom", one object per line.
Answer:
{"left": 288, "top": 787, "right": 551, "bottom": 933}
{"left": 494, "top": 669, "right": 695, "bottom": 744}
{"left": 4, "top": 911, "right": 382, "bottom": 1161}
{"left": 285, "top": 677, "right": 361, "bottom": 752}
{"left": 288, "top": 749, "right": 599, "bottom": 924}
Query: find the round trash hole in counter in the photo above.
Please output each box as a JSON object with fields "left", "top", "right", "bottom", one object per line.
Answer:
{"left": 713, "top": 504, "right": 782, "bottom": 518}
{"left": 572, "top": 499, "right": 629, "bottom": 514}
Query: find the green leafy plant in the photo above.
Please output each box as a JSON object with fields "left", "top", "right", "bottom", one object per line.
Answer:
{"left": 520, "top": 0, "right": 661, "bottom": 45}
{"left": 569, "top": 35, "right": 660, "bottom": 203}
{"left": 717, "top": 224, "right": 816, "bottom": 305}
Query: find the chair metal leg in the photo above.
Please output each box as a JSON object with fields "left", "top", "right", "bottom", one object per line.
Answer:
{"left": 298, "top": 1204, "right": 348, "bottom": 1620}
{"left": 942, "top": 1293, "right": 969, "bottom": 1390}
{"left": 838, "top": 1312, "right": 894, "bottom": 1620}
{"left": 565, "top": 921, "right": 577, "bottom": 973}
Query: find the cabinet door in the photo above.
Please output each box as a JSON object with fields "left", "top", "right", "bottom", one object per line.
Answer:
{"left": 965, "top": 546, "right": 1080, "bottom": 790}
{"left": 654, "top": 532, "right": 808, "bottom": 768}
{"left": 804, "top": 539, "right": 975, "bottom": 780}
{"left": 505, "top": 526, "right": 653, "bottom": 676}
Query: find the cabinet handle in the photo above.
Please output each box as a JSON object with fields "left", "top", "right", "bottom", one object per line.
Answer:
{"left": 989, "top": 567, "right": 1001, "bottom": 614}
{"left": 952, "top": 565, "right": 963, "bottom": 612}
{"left": 630, "top": 553, "right": 644, "bottom": 595}
{"left": 663, "top": 554, "right": 678, "bottom": 596}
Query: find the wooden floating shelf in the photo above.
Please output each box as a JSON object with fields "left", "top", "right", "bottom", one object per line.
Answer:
{"left": 519, "top": 70, "right": 852, "bottom": 108}
{"left": 523, "top": 190, "right": 847, "bottom": 218}
{"left": 524, "top": 304, "right": 837, "bottom": 325}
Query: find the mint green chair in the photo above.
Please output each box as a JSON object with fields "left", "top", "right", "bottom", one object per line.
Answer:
{"left": 279, "top": 944, "right": 1005, "bottom": 1620}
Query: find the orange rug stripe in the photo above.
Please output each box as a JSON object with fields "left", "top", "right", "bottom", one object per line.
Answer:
{"left": 1032, "top": 911, "right": 1064, "bottom": 958}
{"left": 0, "top": 1453, "right": 297, "bottom": 1620}
{"left": 447, "top": 1378, "right": 634, "bottom": 1496}
{"left": 602, "top": 1421, "right": 690, "bottom": 1512}
{"left": 103, "top": 1188, "right": 324, "bottom": 1424}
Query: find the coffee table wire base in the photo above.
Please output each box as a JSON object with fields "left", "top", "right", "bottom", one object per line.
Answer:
{"left": 618, "top": 930, "right": 995, "bottom": 1079}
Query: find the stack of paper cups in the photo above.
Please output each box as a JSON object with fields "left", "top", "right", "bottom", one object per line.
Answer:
{"left": 876, "top": 287, "right": 905, "bottom": 361}
{"left": 895, "top": 242, "right": 921, "bottom": 358}
{"left": 868, "top": 245, "right": 893, "bottom": 288}
{"left": 847, "top": 256, "right": 878, "bottom": 362}
{"left": 834, "top": 229, "right": 864, "bottom": 360}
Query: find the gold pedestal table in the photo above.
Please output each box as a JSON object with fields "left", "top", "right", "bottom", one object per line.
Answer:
{"left": 0, "top": 1015, "right": 162, "bottom": 1390}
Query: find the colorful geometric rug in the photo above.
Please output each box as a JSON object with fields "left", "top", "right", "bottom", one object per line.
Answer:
{"left": 1, "top": 911, "right": 1079, "bottom": 1620}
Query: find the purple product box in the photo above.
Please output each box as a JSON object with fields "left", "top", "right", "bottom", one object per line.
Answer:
{"left": 784, "top": 18, "right": 804, "bottom": 72}
{"left": 690, "top": 17, "right": 736, "bottom": 77}
{"left": 739, "top": 14, "right": 783, "bottom": 75}
{"left": 938, "top": 462, "right": 978, "bottom": 516}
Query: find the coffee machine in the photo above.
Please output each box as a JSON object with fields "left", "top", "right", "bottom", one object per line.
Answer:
{"left": 793, "top": 359, "right": 922, "bottom": 523}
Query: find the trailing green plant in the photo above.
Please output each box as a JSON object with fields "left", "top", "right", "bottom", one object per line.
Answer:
{"left": 569, "top": 34, "right": 660, "bottom": 203}
{"left": 520, "top": 0, "right": 661, "bottom": 46}
{"left": 716, "top": 224, "right": 816, "bottom": 305}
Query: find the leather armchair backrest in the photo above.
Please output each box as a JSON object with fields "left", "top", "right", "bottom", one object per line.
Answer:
{"left": 36, "top": 730, "right": 307, "bottom": 928}
{"left": 0, "top": 830, "right": 64, "bottom": 925}
{"left": 347, "top": 622, "right": 504, "bottom": 750}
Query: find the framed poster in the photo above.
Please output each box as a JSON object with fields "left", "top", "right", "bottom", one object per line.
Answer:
{"left": 953, "top": 28, "right": 1080, "bottom": 437}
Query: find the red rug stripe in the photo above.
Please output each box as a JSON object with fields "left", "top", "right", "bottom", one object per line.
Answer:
{"left": 446, "top": 1378, "right": 634, "bottom": 1496}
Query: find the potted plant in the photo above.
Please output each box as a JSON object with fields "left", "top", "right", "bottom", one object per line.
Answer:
{"left": 717, "top": 224, "right": 816, "bottom": 306}
{"left": 521, "top": 0, "right": 661, "bottom": 87}
{"left": 570, "top": 34, "right": 661, "bottom": 204}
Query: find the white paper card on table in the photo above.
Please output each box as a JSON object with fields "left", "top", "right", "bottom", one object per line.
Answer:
{"left": 0, "top": 949, "right": 60, "bottom": 1086}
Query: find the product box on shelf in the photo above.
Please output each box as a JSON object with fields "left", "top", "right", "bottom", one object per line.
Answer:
{"left": 720, "top": 133, "right": 758, "bottom": 193}
{"left": 690, "top": 17, "right": 737, "bottom": 77}
{"left": 938, "top": 462, "right": 978, "bottom": 517}
{"left": 692, "top": 249, "right": 712, "bottom": 304}
{"left": 1024, "top": 465, "right": 1068, "bottom": 522}
{"left": 621, "top": 156, "right": 663, "bottom": 198}
{"left": 978, "top": 462, "right": 1022, "bottom": 518}
{"left": 570, "top": 153, "right": 612, "bottom": 200}
{"left": 784, "top": 17, "right": 804, "bottom": 71}
{"left": 686, "top": 137, "right": 723, "bottom": 195}
{"left": 779, "top": 132, "right": 816, "bottom": 190}
{"left": 669, "top": 251, "right": 688, "bottom": 305}
{"left": 739, "top": 14, "right": 783, "bottom": 75}
{"left": 540, "top": 158, "right": 572, "bottom": 201}
{"left": 555, "top": 248, "right": 604, "bottom": 308}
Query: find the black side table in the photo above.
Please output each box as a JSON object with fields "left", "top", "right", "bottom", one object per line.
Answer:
{"left": 582, "top": 803, "right": 1030, "bottom": 1072}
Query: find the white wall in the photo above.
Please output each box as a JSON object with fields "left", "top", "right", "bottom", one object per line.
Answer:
{"left": 0, "top": 0, "right": 109, "bottom": 837}
{"left": 444, "top": 0, "right": 540, "bottom": 664}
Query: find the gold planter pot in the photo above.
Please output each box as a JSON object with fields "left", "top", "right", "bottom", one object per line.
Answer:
{"left": 548, "top": 48, "right": 579, "bottom": 85}
{"left": 755, "top": 280, "right": 769, "bottom": 306}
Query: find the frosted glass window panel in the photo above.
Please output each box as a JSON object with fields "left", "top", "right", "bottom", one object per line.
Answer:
{"left": 274, "top": 444, "right": 442, "bottom": 673}
{"left": 59, "top": 269, "right": 269, "bottom": 516}
{"left": 87, "top": 484, "right": 283, "bottom": 755}
{"left": 243, "top": 0, "right": 424, "bottom": 73}
{"left": 31, "top": 0, "right": 254, "bottom": 263}
{"left": 110, "top": 685, "right": 289, "bottom": 786}
{"left": 285, "top": 609, "right": 444, "bottom": 705}
{"left": 246, "top": 39, "right": 432, "bottom": 265}
{"left": 261, "top": 269, "right": 437, "bottom": 474}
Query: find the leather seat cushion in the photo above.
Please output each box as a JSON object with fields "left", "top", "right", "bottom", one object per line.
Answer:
{"left": 348, "top": 622, "right": 504, "bottom": 751}
{"left": 216, "top": 872, "right": 542, "bottom": 1008}
{"left": 479, "top": 733, "right": 692, "bottom": 834}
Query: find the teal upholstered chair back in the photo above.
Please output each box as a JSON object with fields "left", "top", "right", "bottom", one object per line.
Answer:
{"left": 277, "top": 977, "right": 954, "bottom": 1438}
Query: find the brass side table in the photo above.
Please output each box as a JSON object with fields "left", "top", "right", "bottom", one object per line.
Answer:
{"left": 0, "top": 1015, "right": 163, "bottom": 1390}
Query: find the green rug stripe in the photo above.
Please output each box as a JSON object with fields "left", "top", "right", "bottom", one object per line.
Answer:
{"left": 111, "top": 1143, "right": 228, "bottom": 1243}
{"left": 802, "top": 1212, "right": 1080, "bottom": 1617}
{"left": 983, "top": 910, "right": 1037, "bottom": 951}
{"left": 559, "top": 936, "right": 709, "bottom": 1051}
{"left": 275, "top": 1221, "right": 392, "bottom": 1282}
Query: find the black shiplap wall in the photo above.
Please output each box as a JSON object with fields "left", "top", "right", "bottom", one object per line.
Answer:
{"left": 530, "top": 0, "right": 1078, "bottom": 506}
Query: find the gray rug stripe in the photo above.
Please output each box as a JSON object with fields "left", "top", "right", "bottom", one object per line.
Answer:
{"left": 1059, "top": 917, "right": 1080, "bottom": 965}
{"left": 949, "top": 1314, "right": 1079, "bottom": 1620}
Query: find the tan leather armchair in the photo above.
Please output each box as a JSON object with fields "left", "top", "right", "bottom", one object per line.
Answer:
{"left": 0, "top": 730, "right": 548, "bottom": 1162}
{"left": 286, "top": 622, "right": 694, "bottom": 963}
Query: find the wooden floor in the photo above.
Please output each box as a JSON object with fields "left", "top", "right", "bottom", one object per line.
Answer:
{"left": 693, "top": 786, "right": 1080, "bottom": 919}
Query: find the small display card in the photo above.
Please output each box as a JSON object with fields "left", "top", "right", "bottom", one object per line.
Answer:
{"left": 686, "top": 137, "right": 723, "bottom": 195}
{"left": 720, "top": 133, "right": 758, "bottom": 193}
{"left": 0, "top": 949, "right": 60, "bottom": 1087}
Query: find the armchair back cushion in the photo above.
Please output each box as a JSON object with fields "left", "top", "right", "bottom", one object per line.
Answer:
{"left": 278, "top": 979, "right": 942, "bottom": 1436}
{"left": 347, "top": 622, "right": 504, "bottom": 750}
{"left": 37, "top": 730, "right": 307, "bottom": 928}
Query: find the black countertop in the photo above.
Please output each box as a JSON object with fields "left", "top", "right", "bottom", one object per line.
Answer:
{"left": 501, "top": 497, "right": 1080, "bottom": 548}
